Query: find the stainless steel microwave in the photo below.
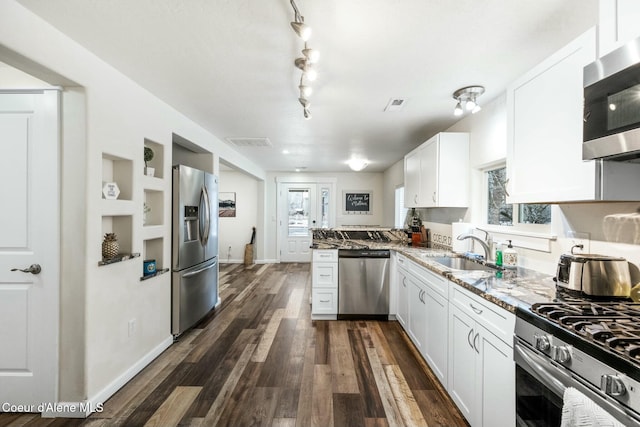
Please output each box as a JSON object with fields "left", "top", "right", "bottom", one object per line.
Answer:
{"left": 583, "top": 35, "right": 640, "bottom": 161}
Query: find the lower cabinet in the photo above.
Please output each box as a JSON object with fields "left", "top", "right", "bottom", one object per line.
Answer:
{"left": 423, "top": 283, "right": 448, "bottom": 385}
{"left": 448, "top": 286, "right": 515, "bottom": 427}
{"left": 393, "top": 253, "right": 516, "bottom": 427}
{"left": 311, "top": 249, "right": 338, "bottom": 319}
{"left": 396, "top": 256, "right": 409, "bottom": 327}
{"left": 408, "top": 277, "right": 427, "bottom": 353}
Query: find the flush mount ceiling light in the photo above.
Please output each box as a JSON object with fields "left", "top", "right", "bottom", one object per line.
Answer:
{"left": 347, "top": 158, "right": 369, "bottom": 172}
{"left": 452, "top": 85, "right": 485, "bottom": 116}
{"left": 290, "top": 0, "right": 319, "bottom": 119}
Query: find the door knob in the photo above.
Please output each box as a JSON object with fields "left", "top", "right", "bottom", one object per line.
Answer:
{"left": 11, "top": 264, "right": 42, "bottom": 274}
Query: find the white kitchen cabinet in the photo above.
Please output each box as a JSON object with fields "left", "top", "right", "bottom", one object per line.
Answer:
{"left": 400, "top": 257, "right": 450, "bottom": 387}
{"left": 423, "top": 278, "right": 449, "bottom": 386}
{"left": 506, "top": 27, "right": 597, "bottom": 203}
{"left": 599, "top": 0, "right": 640, "bottom": 57}
{"left": 408, "top": 277, "right": 427, "bottom": 353}
{"left": 448, "top": 285, "right": 515, "bottom": 427}
{"left": 311, "top": 249, "right": 338, "bottom": 319}
{"left": 404, "top": 147, "right": 422, "bottom": 207}
{"left": 404, "top": 132, "right": 469, "bottom": 208}
{"left": 396, "top": 255, "right": 409, "bottom": 328}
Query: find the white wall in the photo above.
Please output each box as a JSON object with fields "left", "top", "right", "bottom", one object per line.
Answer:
{"left": 219, "top": 170, "right": 259, "bottom": 263}
{"left": 0, "top": 0, "right": 267, "bottom": 405}
{"left": 382, "top": 160, "right": 404, "bottom": 227}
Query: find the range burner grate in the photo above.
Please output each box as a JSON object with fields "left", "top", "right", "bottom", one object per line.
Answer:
{"left": 531, "top": 302, "right": 640, "bottom": 364}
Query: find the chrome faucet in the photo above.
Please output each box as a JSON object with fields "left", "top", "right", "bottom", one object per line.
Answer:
{"left": 457, "top": 231, "right": 492, "bottom": 261}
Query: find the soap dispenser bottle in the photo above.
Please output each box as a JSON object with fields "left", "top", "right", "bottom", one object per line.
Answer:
{"left": 495, "top": 241, "right": 503, "bottom": 267}
{"left": 503, "top": 240, "right": 517, "bottom": 268}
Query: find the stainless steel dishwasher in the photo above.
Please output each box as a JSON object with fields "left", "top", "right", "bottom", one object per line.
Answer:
{"left": 338, "top": 249, "right": 390, "bottom": 320}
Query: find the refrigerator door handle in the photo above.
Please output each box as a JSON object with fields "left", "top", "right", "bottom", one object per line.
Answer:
{"left": 182, "top": 259, "right": 217, "bottom": 278}
{"left": 202, "top": 184, "right": 211, "bottom": 246}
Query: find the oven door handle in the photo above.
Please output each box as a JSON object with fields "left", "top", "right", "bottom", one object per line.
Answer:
{"left": 514, "top": 341, "right": 568, "bottom": 397}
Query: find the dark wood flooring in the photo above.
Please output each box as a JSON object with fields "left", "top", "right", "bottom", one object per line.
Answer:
{"left": 0, "top": 263, "right": 468, "bottom": 427}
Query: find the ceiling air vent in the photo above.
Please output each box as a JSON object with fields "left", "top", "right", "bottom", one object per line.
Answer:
{"left": 225, "top": 137, "right": 272, "bottom": 148}
{"left": 384, "top": 98, "right": 407, "bottom": 112}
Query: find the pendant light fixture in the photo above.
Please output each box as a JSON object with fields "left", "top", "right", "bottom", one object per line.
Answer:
{"left": 452, "top": 86, "right": 485, "bottom": 116}
{"left": 290, "top": 0, "right": 318, "bottom": 119}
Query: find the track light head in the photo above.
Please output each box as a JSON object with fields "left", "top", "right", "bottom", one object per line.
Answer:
{"left": 290, "top": 21, "right": 312, "bottom": 41}
{"left": 302, "top": 45, "right": 320, "bottom": 63}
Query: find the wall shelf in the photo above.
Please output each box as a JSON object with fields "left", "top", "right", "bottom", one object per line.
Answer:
{"left": 98, "top": 252, "right": 140, "bottom": 266}
{"left": 140, "top": 268, "right": 169, "bottom": 281}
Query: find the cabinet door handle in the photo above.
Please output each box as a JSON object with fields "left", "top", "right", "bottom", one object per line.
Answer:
{"left": 402, "top": 277, "right": 407, "bottom": 287}
{"left": 432, "top": 192, "right": 436, "bottom": 203}
{"left": 414, "top": 194, "right": 418, "bottom": 204}
{"left": 320, "top": 274, "right": 331, "bottom": 277}
{"left": 467, "top": 328, "right": 474, "bottom": 349}
{"left": 320, "top": 299, "right": 330, "bottom": 303}
{"left": 470, "top": 303, "right": 483, "bottom": 315}
{"left": 474, "top": 332, "right": 480, "bottom": 354}
{"left": 504, "top": 178, "right": 510, "bottom": 198}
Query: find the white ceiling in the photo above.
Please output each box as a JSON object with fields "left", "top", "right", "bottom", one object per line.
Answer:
{"left": 18, "top": 0, "right": 598, "bottom": 173}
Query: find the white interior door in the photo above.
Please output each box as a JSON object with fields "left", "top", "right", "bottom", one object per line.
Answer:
{"left": 0, "top": 90, "right": 60, "bottom": 407}
{"left": 279, "top": 183, "right": 316, "bottom": 262}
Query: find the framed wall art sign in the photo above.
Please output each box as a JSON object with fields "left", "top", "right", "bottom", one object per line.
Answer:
{"left": 219, "top": 192, "right": 236, "bottom": 217}
{"left": 343, "top": 191, "right": 372, "bottom": 215}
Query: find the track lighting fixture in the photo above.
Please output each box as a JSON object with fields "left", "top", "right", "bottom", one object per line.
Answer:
{"left": 290, "top": 0, "right": 318, "bottom": 119}
{"left": 452, "top": 85, "right": 485, "bottom": 116}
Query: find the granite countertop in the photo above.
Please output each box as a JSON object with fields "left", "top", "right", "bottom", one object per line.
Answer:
{"left": 313, "top": 239, "right": 557, "bottom": 313}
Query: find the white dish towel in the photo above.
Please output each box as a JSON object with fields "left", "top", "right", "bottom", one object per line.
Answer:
{"left": 561, "top": 387, "right": 624, "bottom": 427}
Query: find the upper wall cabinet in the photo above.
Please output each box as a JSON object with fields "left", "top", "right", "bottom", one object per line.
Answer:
{"left": 404, "top": 132, "right": 469, "bottom": 208}
{"left": 506, "top": 28, "right": 597, "bottom": 204}
{"left": 599, "top": 0, "right": 640, "bottom": 57}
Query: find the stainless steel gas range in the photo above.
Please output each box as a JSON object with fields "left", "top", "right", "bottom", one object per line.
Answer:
{"left": 515, "top": 299, "right": 640, "bottom": 426}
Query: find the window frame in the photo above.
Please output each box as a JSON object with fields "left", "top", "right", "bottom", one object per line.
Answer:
{"left": 483, "top": 163, "right": 552, "bottom": 233}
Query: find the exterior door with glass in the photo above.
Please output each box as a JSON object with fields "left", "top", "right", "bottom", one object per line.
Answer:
{"left": 278, "top": 181, "right": 334, "bottom": 262}
{"left": 280, "top": 184, "right": 316, "bottom": 262}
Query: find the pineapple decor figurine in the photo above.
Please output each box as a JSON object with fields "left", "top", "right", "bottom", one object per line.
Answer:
{"left": 102, "top": 233, "right": 119, "bottom": 259}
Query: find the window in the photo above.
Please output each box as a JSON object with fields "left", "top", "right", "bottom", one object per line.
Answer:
{"left": 486, "top": 166, "right": 550, "bottom": 226}
{"left": 395, "top": 186, "right": 408, "bottom": 228}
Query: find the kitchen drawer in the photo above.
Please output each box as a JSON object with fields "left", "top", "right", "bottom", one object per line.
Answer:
{"left": 312, "top": 263, "right": 337, "bottom": 288}
{"left": 409, "top": 261, "right": 448, "bottom": 299}
{"left": 449, "top": 285, "right": 515, "bottom": 345}
{"left": 396, "top": 253, "right": 409, "bottom": 272}
{"left": 313, "top": 249, "right": 338, "bottom": 262}
{"left": 312, "top": 289, "right": 338, "bottom": 315}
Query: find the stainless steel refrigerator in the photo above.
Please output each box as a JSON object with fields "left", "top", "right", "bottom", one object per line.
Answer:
{"left": 172, "top": 165, "right": 219, "bottom": 336}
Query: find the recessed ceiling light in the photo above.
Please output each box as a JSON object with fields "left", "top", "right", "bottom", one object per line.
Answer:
{"left": 282, "top": 149, "right": 290, "bottom": 154}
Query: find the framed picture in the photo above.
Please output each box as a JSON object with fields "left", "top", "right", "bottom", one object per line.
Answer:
{"left": 219, "top": 192, "right": 236, "bottom": 217}
{"left": 343, "top": 190, "right": 372, "bottom": 215}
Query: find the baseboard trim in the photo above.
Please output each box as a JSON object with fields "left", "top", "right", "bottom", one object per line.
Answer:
{"left": 42, "top": 336, "right": 173, "bottom": 418}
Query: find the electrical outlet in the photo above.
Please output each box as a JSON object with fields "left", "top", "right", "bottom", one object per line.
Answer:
{"left": 128, "top": 318, "right": 137, "bottom": 337}
{"left": 567, "top": 231, "right": 590, "bottom": 254}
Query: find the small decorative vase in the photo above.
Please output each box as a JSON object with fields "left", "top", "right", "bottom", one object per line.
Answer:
{"left": 102, "top": 233, "right": 119, "bottom": 259}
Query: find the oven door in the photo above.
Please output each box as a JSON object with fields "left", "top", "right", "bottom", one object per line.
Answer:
{"left": 514, "top": 338, "right": 640, "bottom": 426}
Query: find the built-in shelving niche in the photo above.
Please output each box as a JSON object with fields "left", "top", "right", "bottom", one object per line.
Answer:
{"left": 99, "top": 215, "right": 136, "bottom": 266}
{"left": 141, "top": 237, "right": 168, "bottom": 280}
{"left": 102, "top": 153, "right": 133, "bottom": 200}
{"left": 143, "top": 189, "right": 163, "bottom": 227}
{"left": 144, "top": 139, "right": 164, "bottom": 179}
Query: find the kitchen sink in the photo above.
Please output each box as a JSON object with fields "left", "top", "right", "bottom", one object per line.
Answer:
{"left": 427, "top": 256, "right": 497, "bottom": 272}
